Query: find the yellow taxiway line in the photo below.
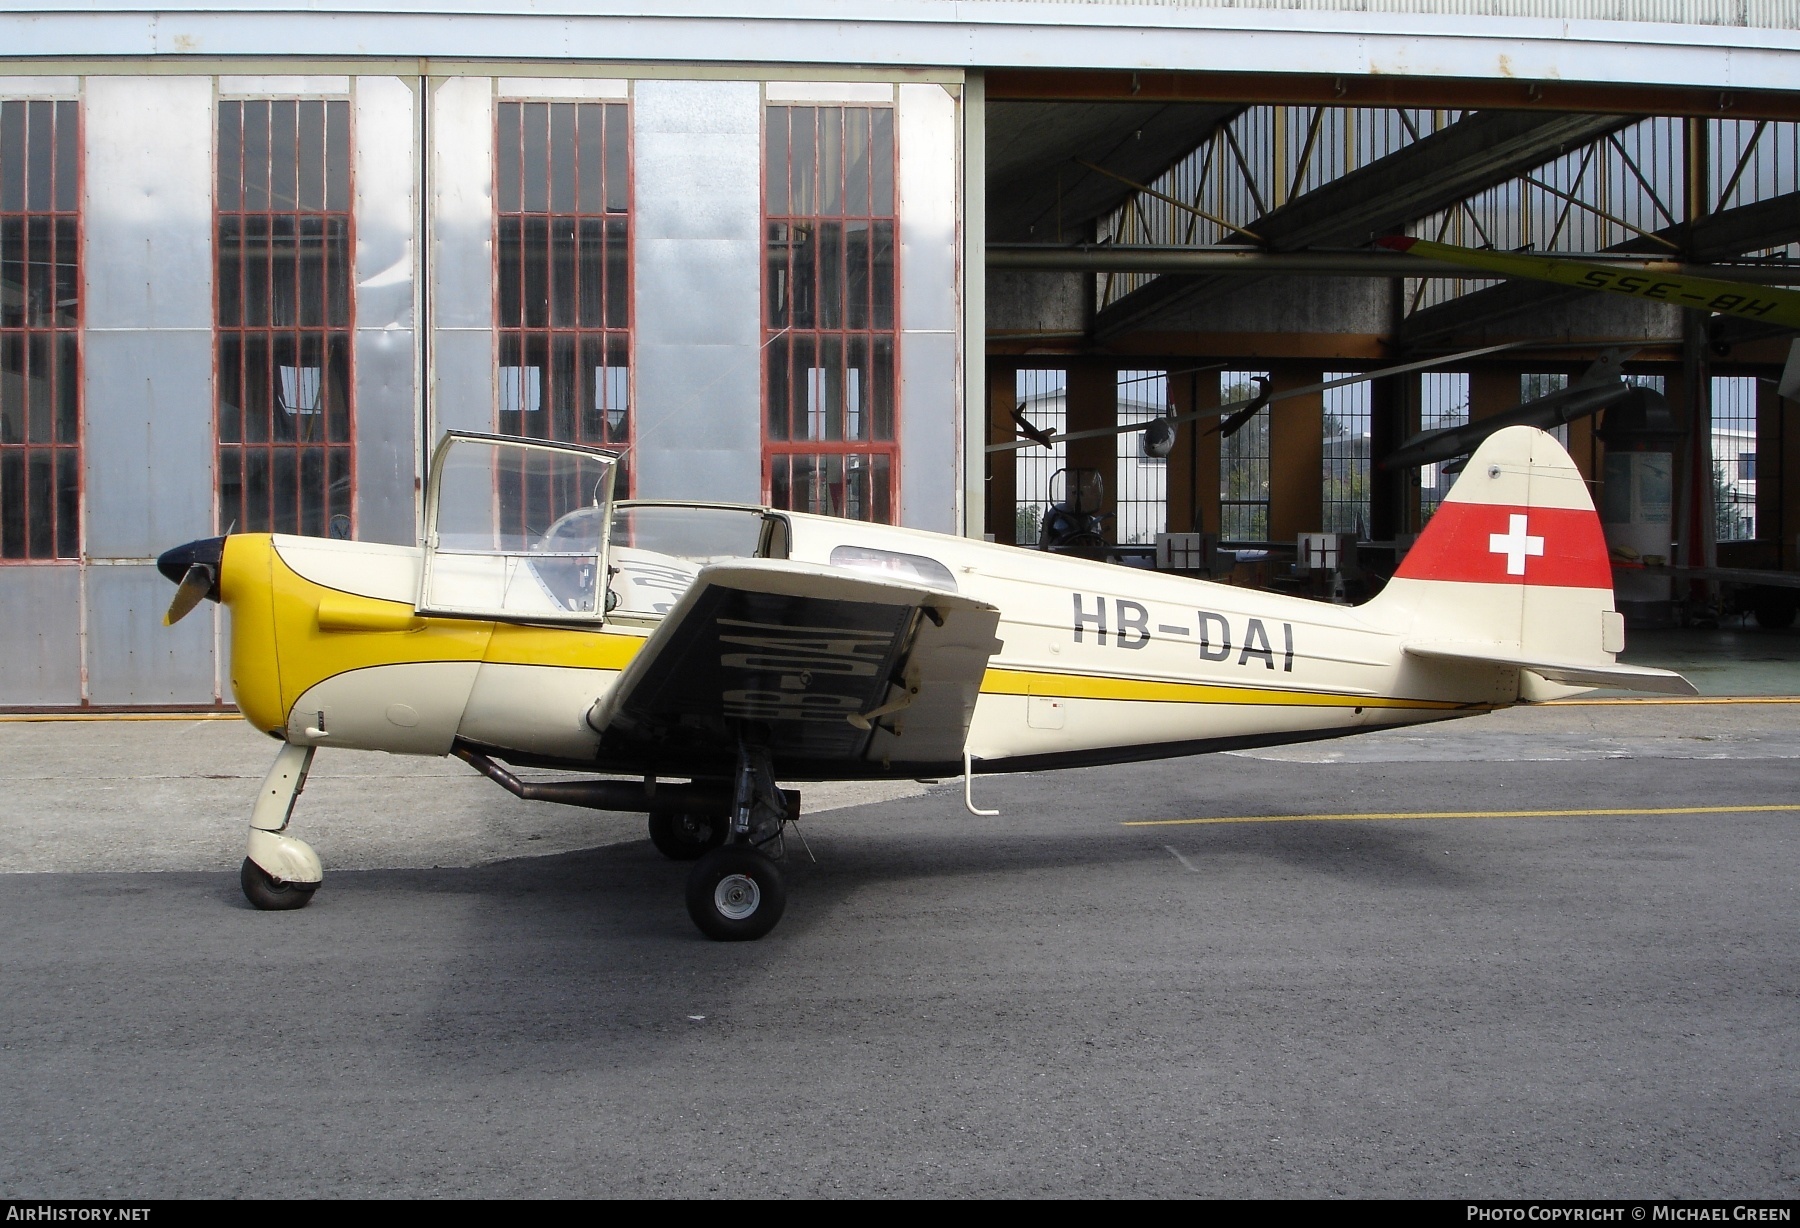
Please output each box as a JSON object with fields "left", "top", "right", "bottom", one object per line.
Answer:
{"left": 1124, "top": 803, "right": 1800, "bottom": 828}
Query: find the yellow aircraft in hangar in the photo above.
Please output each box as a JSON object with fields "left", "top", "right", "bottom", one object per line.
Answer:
{"left": 158, "top": 426, "right": 1693, "bottom": 940}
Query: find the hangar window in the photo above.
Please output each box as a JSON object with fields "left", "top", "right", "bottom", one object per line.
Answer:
{"left": 1013, "top": 368, "right": 1066, "bottom": 546}
{"left": 216, "top": 99, "right": 354, "bottom": 539}
{"left": 0, "top": 99, "right": 80, "bottom": 560}
{"left": 1322, "top": 376, "right": 1370, "bottom": 536}
{"left": 1712, "top": 375, "right": 1757, "bottom": 543}
{"left": 1219, "top": 370, "right": 1270, "bottom": 542}
{"left": 1418, "top": 371, "right": 1469, "bottom": 525}
{"left": 496, "top": 100, "right": 632, "bottom": 492}
{"left": 1116, "top": 369, "right": 1169, "bottom": 546}
{"left": 763, "top": 104, "right": 897, "bottom": 522}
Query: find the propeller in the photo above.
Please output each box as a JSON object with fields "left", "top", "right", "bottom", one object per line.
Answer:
{"left": 163, "top": 563, "right": 216, "bottom": 626}
{"left": 156, "top": 535, "right": 227, "bottom": 626}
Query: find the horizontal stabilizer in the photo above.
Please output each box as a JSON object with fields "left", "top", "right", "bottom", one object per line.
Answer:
{"left": 1404, "top": 641, "right": 1698, "bottom": 696}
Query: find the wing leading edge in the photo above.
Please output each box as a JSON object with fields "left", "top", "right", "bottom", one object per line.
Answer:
{"left": 588, "top": 560, "right": 1003, "bottom": 776}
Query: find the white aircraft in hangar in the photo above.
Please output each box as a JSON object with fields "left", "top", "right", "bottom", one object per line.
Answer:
{"left": 157, "top": 422, "right": 1692, "bottom": 940}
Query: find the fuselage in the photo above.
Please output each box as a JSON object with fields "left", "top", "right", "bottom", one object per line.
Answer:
{"left": 214, "top": 504, "right": 1499, "bottom": 780}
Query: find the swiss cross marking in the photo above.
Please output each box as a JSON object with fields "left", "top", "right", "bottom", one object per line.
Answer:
{"left": 1488, "top": 513, "right": 1545, "bottom": 576}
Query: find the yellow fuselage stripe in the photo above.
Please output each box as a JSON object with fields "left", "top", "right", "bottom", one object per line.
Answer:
{"left": 980, "top": 667, "right": 1467, "bottom": 710}
{"left": 1124, "top": 803, "right": 1800, "bottom": 827}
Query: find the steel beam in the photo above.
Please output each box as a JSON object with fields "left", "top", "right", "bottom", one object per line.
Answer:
{"left": 1094, "top": 110, "right": 1634, "bottom": 339}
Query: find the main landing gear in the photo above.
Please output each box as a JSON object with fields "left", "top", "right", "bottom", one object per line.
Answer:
{"left": 241, "top": 742, "right": 323, "bottom": 910}
{"left": 673, "top": 741, "right": 794, "bottom": 942}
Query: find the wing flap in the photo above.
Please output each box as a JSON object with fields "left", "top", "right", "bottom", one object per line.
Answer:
{"left": 1404, "top": 641, "right": 1697, "bottom": 696}
{"left": 590, "top": 559, "right": 1001, "bottom": 772}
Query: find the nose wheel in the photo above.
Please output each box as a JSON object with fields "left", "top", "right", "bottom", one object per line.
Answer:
{"left": 685, "top": 845, "right": 786, "bottom": 941}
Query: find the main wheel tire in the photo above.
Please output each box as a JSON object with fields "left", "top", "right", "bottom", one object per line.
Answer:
{"left": 685, "top": 846, "right": 786, "bottom": 941}
{"left": 1752, "top": 590, "right": 1798, "bottom": 630}
{"left": 240, "top": 857, "right": 318, "bottom": 911}
{"left": 648, "top": 810, "right": 728, "bottom": 861}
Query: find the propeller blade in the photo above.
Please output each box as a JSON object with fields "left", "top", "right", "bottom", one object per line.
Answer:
{"left": 164, "top": 563, "right": 216, "bottom": 626}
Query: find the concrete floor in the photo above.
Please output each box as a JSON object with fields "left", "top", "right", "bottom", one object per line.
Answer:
{"left": 1, "top": 702, "right": 1796, "bottom": 1198}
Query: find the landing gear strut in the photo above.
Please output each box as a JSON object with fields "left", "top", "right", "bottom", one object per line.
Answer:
{"left": 683, "top": 739, "right": 792, "bottom": 941}
{"left": 241, "top": 742, "right": 322, "bottom": 911}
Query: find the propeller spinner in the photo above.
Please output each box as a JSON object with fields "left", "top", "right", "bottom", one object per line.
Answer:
{"left": 156, "top": 536, "right": 226, "bottom": 626}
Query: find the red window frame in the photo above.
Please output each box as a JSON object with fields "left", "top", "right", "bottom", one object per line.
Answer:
{"left": 0, "top": 98, "right": 82, "bottom": 562}
{"left": 214, "top": 98, "right": 356, "bottom": 539}
{"left": 762, "top": 104, "right": 900, "bottom": 524}
{"left": 493, "top": 99, "right": 634, "bottom": 499}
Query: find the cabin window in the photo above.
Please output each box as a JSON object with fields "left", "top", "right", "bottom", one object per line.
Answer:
{"left": 496, "top": 100, "right": 632, "bottom": 492}
{"left": 216, "top": 98, "right": 355, "bottom": 539}
{"left": 0, "top": 99, "right": 80, "bottom": 560}
{"left": 828, "top": 544, "right": 955, "bottom": 591}
{"left": 420, "top": 434, "right": 616, "bottom": 621}
{"left": 763, "top": 104, "right": 897, "bottom": 523}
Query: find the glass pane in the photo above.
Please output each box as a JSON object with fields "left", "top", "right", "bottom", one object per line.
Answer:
{"left": 549, "top": 103, "right": 576, "bottom": 213}
{"left": 766, "top": 222, "right": 790, "bottom": 328}
{"left": 548, "top": 333, "right": 577, "bottom": 440}
{"left": 216, "top": 103, "right": 241, "bottom": 212}
{"left": 790, "top": 223, "right": 815, "bottom": 330}
{"left": 0, "top": 333, "right": 20, "bottom": 444}
{"left": 818, "top": 220, "right": 843, "bottom": 330}
{"left": 496, "top": 103, "right": 521, "bottom": 214}
{"left": 0, "top": 103, "right": 25, "bottom": 212}
{"left": 0, "top": 449, "right": 21, "bottom": 556}
{"left": 522, "top": 103, "right": 548, "bottom": 213}
{"left": 818, "top": 107, "right": 842, "bottom": 216}
{"left": 870, "top": 108, "right": 894, "bottom": 214}
{"left": 300, "top": 445, "right": 325, "bottom": 538}
{"left": 216, "top": 216, "right": 242, "bottom": 326}
{"left": 790, "top": 107, "right": 815, "bottom": 216}
{"left": 325, "top": 101, "right": 350, "bottom": 213}
{"left": 55, "top": 446, "right": 77, "bottom": 558}
{"left": 872, "top": 452, "right": 892, "bottom": 523}
{"left": 298, "top": 99, "right": 324, "bottom": 211}
{"left": 521, "top": 216, "right": 548, "bottom": 328}
{"left": 243, "top": 214, "right": 270, "bottom": 327}
{"left": 218, "top": 448, "right": 242, "bottom": 537}
{"left": 604, "top": 103, "right": 629, "bottom": 214}
{"left": 577, "top": 217, "right": 605, "bottom": 328}
{"left": 766, "top": 335, "right": 790, "bottom": 442}
{"left": 577, "top": 102, "right": 606, "bottom": 214}
{"left": 324, "top": 334, "right": 352, "bottom": 443}
{"left": 54, "top": 100, "right": 78, "bottom": 213}
{"left": 549, "top": 216, "right": 577, "bottom": 328}
{"left": 243, "top": 333, "right": 272, "bottom": 443}
{"left": 242, "top": 449, "right": 271, "bottom": 533}
{"left": 52, "top": 215, "right": 76, "bottom": 327}
{"left": 497, "top": 214, "right": 523, "bottom": 327}
{"left": 844, "top": 109, "right": 870, "bottom": 216}
{"left": 272, "top": 446, "right": 298, "bottom": 534}
{"left": 244, "top": 101, "right": 273, "bottom": 212}
{"left": 325, "top": 216, "right": 350, "bottom": 327}
{"left": 25, "top": 101, "right": 52, "bottom": 213}
{"left": 328, "top": 447, "right": 352, "bottom": 538}
{"left": 0, "top": 217, "right": 20, "bottom": 330}
{"left": 765, "top": 107, "right": 789, "bottom": 215}
{"left": 871, "top": 335, "right": 894, "bottom": 442}
{"left": 55, "top": 331, "right": 76, "bottom": 444}
{"left": 605, "top": 218, "right": 628, "bottom": 328}
{"left": 792, "top": 334, "right": 816, "bottom": 440}
{"left": 845, "top": 221, "right": 869, "bottom": 330}
{"left": 217, "top": 335, "right": 243, "bottom": 444}
{"left": 846, "top": 335, "right": 868, "bottom": 441}
{"left": 24, "top": 213, "right": 50, "bottom": 328}
{"left": 269, "top": 99, "right": 298, "bottom": 211}
{"left": 26, "top": 331, "right": 50, "bottom": 443}
{"left": 871, "top": 221, "right": 894, "bottom": 330}
{"left": 820, "top": 334, "right": 843, "bottom": 441}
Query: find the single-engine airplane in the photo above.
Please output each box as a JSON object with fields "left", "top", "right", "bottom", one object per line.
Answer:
{"left": 159, "top": 425, "right": 1693, "bottom": 940}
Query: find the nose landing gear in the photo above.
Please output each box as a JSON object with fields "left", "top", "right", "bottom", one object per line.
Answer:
{"left": 241, "top": 742, "right": 322, "bottom": 911}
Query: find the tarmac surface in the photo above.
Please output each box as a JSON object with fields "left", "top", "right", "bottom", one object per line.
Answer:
{"left": 1, "top": 703, "right": 1797, "bottom": 1198}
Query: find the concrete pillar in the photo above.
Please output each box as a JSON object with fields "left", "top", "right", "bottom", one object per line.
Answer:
{"left": 1269, "top": 362, "right": 1324, "bottom": 541}
{"left": 1065, "top": 365, "right": 1118, "bottom": 532}
{"left": 1166, "top": 369, "right": 1219, "bottom": 537}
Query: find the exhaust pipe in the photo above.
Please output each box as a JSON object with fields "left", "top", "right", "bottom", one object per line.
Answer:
{"left": 451, "top": 747, "right": 800, "bottom": 816}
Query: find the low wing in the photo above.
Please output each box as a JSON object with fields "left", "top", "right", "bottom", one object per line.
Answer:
{"left": 1404, "top": 641, "right": 1697, "bottom": 696}
{"left": 589, "top": 559, "right": 1002, "bottom": 776}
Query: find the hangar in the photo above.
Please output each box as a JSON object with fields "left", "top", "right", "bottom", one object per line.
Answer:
{"left": 0, "top": 0, "right": 1795, "bottom": 708}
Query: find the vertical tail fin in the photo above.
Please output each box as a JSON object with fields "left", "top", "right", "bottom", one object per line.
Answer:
{"left": 1367, "top": 426, "right": 1693, "bottom": 696}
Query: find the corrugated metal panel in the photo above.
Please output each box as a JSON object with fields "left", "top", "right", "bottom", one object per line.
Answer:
{"left": 896, "top": 83, "right": 962, "bottom": 536}
{"left": 632, "top": 79, "right": 764, "bottom": 506}
{"left": 86, "top": 563, "right": 216, "bottom": 705}
{"left": 0, "top": 567, "right": 82, "bottom": 705}
{"left": 427, "top": 75, "right": 494, "bottom": 444}
{"left": 959, "top": 0, "right": 1798, "bottom": 28}
{"left": 353, "top": 75, "right": 421, "bottom": 546}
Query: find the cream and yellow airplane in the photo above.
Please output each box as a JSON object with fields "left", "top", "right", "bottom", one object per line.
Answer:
{"left": 158, "top": 425, "right": 1692, "bottom": 940}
